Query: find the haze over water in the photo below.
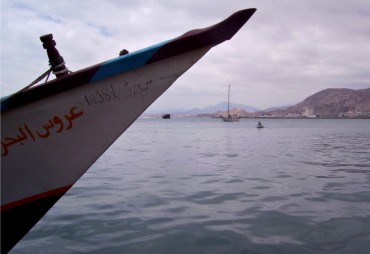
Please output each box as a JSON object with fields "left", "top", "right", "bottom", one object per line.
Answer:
{"left": 11, "top": 118, "right": 370, "bottom": 254}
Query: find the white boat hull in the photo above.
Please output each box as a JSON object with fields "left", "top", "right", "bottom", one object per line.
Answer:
{"left": 1, "top": 8, "right": 256, "bottom": 252}
{"left": 221, "top": 116, "right": 240, "bottom": 122}
{"left": 1, "top": 47, "right": 210, "bottom": 207}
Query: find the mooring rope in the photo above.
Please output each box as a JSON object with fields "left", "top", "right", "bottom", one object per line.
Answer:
{"left": 3, "top": 63, "right": 72, "bottom": 100}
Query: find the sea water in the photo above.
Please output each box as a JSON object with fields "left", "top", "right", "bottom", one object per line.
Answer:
{"left": 11, "top": 118, "right": 370, "bottom": 254}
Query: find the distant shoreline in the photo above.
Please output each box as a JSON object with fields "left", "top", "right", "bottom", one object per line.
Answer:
{"left": 142, "top": 115, "right": 370, "bottom": 119}
{"left": 209, "top": 116, "right": 370, "bottom": 119}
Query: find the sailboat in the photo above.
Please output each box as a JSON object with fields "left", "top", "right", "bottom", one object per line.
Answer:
{"left": 1, "top": 8, "right": 256, "bottom": 253}
{"left": 221, "top": 85, "right": 240, "bottom": 122}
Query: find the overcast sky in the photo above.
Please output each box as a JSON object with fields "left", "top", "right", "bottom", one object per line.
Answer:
{"left": 1, "top": 0, "right": 369, "bottom": 111}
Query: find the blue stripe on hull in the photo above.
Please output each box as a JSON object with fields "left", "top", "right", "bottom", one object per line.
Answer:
{"left": 91, "top": 40, "right": 171, "bottom": 82}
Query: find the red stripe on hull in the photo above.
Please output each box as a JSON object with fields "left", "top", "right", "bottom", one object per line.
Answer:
{"left": 1, "top": 185, "right": 72, "bottom": 211}
{"left": 1, "top": 185, "right": 72, "bottom": 253}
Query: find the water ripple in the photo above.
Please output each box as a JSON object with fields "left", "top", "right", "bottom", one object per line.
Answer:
{"left": 11, "top": 118, "right": 370, "bottom": 254}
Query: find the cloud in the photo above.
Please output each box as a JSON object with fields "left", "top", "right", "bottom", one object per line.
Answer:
{"left": 1, "top": 0, "right": 370, "bottom": 110}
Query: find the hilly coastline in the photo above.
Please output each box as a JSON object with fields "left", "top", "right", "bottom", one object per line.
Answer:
{"left": 262, "top": 88, "right": 370, "bottom": 118}
{"left": 171, "top": 102, "right": 259, "bottom": 116}
{"left": 146, "top": 88, "right": 370, "bottom": 118}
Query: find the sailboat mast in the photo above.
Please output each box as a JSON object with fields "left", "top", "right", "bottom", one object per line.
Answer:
{"left": 228, "top": 84, "right": 230, "bottom": 116}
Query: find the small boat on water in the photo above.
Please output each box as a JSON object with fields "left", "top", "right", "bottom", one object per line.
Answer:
{"left": 0, "top": 8, "right": 256, "bottom": 253}
{"left": 162, "top": 113, "right": 171, "bottom": 119}
{"left": 221, "top": 85, "right": 240, "bottom": 122}
{"left": 257, "top": 121, "right": 264, "bottom": 128}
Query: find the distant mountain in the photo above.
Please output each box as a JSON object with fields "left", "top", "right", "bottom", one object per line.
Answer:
{"left": 145, "top": 107, "right": 188, "bottom": 115}
{"left": 263, "top": 105, "right": 292, "bottom": 112}
{"left": 156, "top": 102, "right": 258, "bottom": 116}
{"left": 267, "top": 88, "right": 370, "bottom": 116}
{"left": 205, "top": 102, "right": 259, "bottom": 113}
{"left": 145, "top": 88, "right": 370, "bottom": 118}
{"left": 173, "top": 102, "right": 259, "bottom": 115}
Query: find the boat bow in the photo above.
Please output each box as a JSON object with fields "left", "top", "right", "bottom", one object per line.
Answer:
{"left": 1, "top": 8, "right": 256, "bottom": 253}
